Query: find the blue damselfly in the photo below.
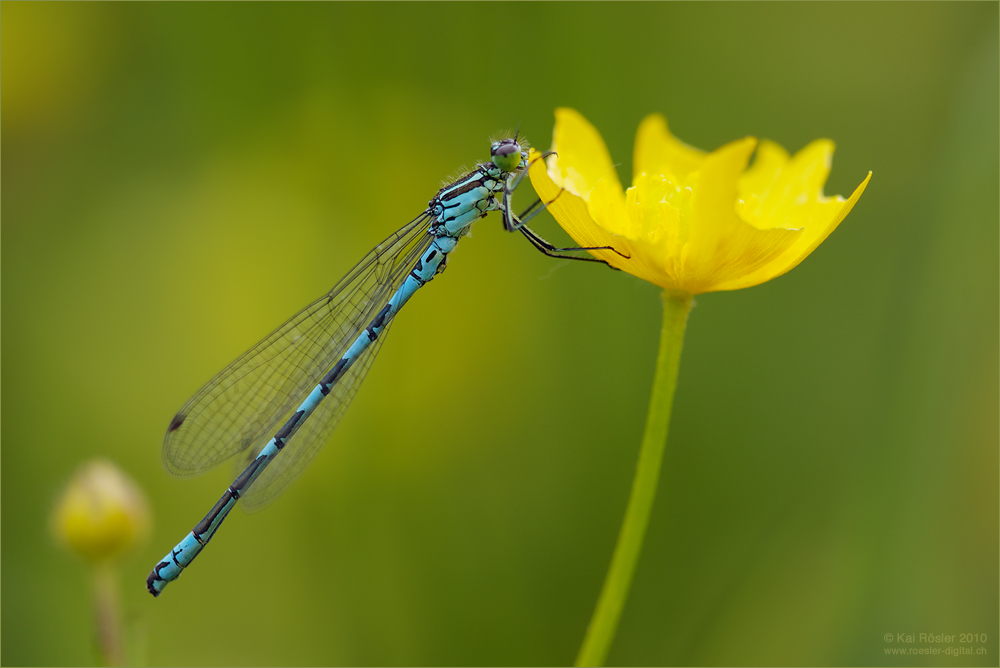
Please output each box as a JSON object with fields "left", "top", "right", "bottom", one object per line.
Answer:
{"left": 147, "top": 134, "right": 623, "bottom": 596}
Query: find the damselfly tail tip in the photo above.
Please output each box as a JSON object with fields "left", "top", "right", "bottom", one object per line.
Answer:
{"left": 146, "top": 570, "right": 163, "bottom": 597}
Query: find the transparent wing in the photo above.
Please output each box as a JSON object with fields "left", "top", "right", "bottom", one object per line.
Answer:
{"left": 163, "top": 212, "right": 434, "bottom": 477}
{"left": 238, "top": 317, "right": 395, "bottom": 511}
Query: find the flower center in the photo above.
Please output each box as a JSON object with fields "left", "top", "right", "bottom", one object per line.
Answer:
{"left": 625, "top": 171, "right": 692, "bottom": 245}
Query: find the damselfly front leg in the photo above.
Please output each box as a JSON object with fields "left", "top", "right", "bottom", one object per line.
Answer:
{"left": 497, "top": 150, "right": 628, "bottom": 268}
{"left": 500, "top": 150, "right": 555, "bottom": 233}
{"left": 503, "top": 189, "right": 629, "bottom": 270}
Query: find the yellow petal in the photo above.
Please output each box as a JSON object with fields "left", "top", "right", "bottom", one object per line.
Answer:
{"left": 714, "top": 170, "right": 872, "bottom": 291}
{"left": 680, "top": 137, "right": 805, "bottom": 293}
{"left": 550, "top": 108, "right": 623, "bottom": 199}
{"left": 680, "top": 210, "right": 804, "bottom": 293}
{"left": 549, "top": 108, "right": 630, "bottom": 237}
{"left": 735, "top": 139, "right": 791, "bottom": 229}
{"left": 791, "top": 139, "right": 838, "bottom": 201}
{"left": 688, "top": 136, "right": 759, "bottom": 244}
{"left": 633, "top": 113, "right": 706, "bottom": 182}
{"left": 738, "top": 139, "right": 837, "bottom": 230}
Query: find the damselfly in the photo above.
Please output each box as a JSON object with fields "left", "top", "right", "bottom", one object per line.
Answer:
{"left": 147, "top": 134, "right": 623, "bottom": 596}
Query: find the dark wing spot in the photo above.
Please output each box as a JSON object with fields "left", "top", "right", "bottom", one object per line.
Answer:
{"left": 168, "top": 413, "right": 186, "bottom": 432}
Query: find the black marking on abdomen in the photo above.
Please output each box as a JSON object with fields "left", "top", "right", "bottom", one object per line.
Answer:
{"left": 321, "top": 358, "right": 350, "bottom": 394}
{"left": 193, "top": 489, "right": 237, "bottom": 538}
{"left": 426, "top": 249, "right": 437, "bottom": 261}
{"left": 366, "top": 303, "right": 392, "bottom": 341}
{"left": 147, "top": 564, "right": 169, "bottom": 595}
{"left": 231, "top": 452, "right": 270, "bottom": 496}
{"left": 372, "top": 304, "right": 391, "bottom": 329}
{"left": 168, "top": 413, "right": 185, "bottom": 432}
{"left": 274, "top": 410, "right": 305, "bottom": 446}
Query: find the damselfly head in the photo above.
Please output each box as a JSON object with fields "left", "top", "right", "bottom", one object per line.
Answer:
{"left": 490, "top": 138, "right": 525, "bottom": 173}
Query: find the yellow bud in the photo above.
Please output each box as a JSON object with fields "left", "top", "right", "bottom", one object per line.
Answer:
{"left": 52, "top": 460, "right": 151, "bottom": 563}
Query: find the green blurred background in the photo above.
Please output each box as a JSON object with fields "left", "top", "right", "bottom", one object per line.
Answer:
{"left": 2, "top": 3, "right": 997, "bottom": 666}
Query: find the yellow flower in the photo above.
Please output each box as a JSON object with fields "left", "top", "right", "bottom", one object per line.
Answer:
{"left": 52, "top": 459, "right": 151, "bottom": 563}
{"left": 528, "top": 108, "right": 871, "bottom": 294}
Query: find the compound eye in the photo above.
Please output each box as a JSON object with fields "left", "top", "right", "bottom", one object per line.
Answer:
{"left": 491, "top": 140, "right": 522, "bottom": 172}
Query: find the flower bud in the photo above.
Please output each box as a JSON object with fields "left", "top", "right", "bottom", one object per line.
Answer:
{"left": 52, "top": 460, "right": 151, "bottom": 563}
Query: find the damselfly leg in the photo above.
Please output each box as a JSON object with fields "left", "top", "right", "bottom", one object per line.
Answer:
{"left": 499, "top": 150, "right": 628, "bottom": 268}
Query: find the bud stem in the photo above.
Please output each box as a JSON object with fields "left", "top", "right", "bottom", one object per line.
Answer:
{"left": 92, "top": 563, "right": 124, "bottom": 667}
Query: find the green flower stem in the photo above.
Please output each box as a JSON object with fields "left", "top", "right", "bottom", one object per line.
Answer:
{"left": 576, "top": 290, "right": 693, "bottom": 667}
